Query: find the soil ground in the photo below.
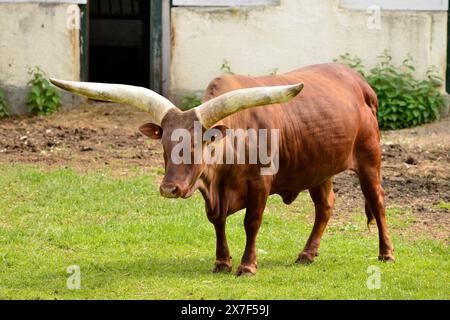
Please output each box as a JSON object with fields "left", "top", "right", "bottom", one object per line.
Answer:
{"left": 0, "top": 102, "right": 448, "bottom": 241}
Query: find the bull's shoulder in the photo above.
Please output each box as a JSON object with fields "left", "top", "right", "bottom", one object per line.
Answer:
{"left": 203, "top": 74, "right": 257, "bottom": 102}
{"left": 283, "top": 63, "right": 358, "bottom": 79}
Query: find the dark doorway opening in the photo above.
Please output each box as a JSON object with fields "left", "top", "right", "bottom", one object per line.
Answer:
{"left": 89, "top": 0, "right": 150, "bottom": 88}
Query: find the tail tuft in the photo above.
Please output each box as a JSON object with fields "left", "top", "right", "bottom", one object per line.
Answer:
{"left": 365, "top": 202, "right": 376, "bottom": 232}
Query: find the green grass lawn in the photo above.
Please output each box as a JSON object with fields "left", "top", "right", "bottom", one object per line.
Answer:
{"left": 0, "top": 163, "right": 448, "bottom": 299}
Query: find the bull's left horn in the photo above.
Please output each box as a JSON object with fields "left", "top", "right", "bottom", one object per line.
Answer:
{"left": 194, "top": 83, "right": 304, "bottom": 128}
{"left": 50, "top": 79, "right": 175, "bottom": 125}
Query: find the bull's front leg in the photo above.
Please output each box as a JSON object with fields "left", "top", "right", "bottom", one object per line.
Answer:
{"left": 211, "top": 220, "right": 232, "bottom": 273}
{"left": 236, "top": 186, "right": 269, "bottom": 276}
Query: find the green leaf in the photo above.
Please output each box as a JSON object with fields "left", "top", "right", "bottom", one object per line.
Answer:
{"left": 31, "top": 86, "right": 41, "bottom": 96}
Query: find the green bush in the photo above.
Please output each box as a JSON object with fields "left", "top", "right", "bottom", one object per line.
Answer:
{"left": 335, "top": 51, "right": 447, "bottom": 130}
{"left": 26, "top": 67, "right": 61, "bottom": 116}
{"left": 220, "top": 59, "right": 234, "bottom": 75}
{"left": 180, "top": 93, "right": 202, "bottom": 110}
{"left": 334, "top": 52, "right": 365, "bottom": 75}
{"left": 0, "top": 88, "right": 9, "bottom": 118}
{"left": 180, "top": 59, "right": 234, "bottom": 111}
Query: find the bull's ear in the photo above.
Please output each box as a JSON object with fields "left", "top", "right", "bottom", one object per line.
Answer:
{"left": 204, "top": 125, "right": 228, "bottom": 143}
{"left": 139, "top": 123, "right": 163, "bottom": 139}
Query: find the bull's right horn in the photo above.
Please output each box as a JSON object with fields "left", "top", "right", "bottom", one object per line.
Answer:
{"left": 50, "top": 79, "right": 176, "bottom": 125}
{"left": 195, "top": 83, "right": 304, "bottom": 128}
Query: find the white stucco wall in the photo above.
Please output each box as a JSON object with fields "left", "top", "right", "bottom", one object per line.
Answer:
{"left": 170, "top": 0, "right": 448, "bottom": 97}
{"left": 0, "top": 3, "right": 81, "bottom": 114}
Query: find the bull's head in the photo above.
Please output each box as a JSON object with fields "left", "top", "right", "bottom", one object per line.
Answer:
{"left": 50, "top": 78, "right": 303, "bottom": 198}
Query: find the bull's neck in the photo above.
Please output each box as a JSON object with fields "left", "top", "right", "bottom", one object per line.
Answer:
{"left": 198, "top": 163, "right": 227, "bottom": 221}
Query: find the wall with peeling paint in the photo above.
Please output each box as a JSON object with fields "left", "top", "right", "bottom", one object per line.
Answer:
{"left": 170, "top": 0, "right": 448, "bottom": 99}
{"left": 0, "top": 3, "right": 81, "bottom": 114}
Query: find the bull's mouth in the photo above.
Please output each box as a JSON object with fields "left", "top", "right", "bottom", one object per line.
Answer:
{"left": 181, "top": 179, "right": 201, "bottom": 199}
{"left": 160, "top": 170, "right": 203, "bottom": 199}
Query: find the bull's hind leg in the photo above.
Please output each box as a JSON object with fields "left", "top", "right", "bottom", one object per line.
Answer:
{"left": 357, "top": 163, "right": 395, "bottom": 262}
{"left": 297, "top": 178, "right": 334, "bottom": 264}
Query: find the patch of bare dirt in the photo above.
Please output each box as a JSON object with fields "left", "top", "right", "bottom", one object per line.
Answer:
{"left": 0, "top": 103, "right": 448, "bottom": 240}
{"left": 0, "top": 102, "right": 163, "bottom": 170}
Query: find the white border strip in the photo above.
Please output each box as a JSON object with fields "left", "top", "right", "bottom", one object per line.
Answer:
{"left": 0, "top": 0, "right": 87, "bottom": 4}
{"left": 340, "top": 0, "right": 448, "bottom": 11}
{"left": 173, "top": 0, "right": 277, "bottom": 6}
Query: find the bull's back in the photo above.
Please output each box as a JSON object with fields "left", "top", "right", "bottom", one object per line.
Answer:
{"left": 204, "top": 63, "right": 376, "bottom": 191}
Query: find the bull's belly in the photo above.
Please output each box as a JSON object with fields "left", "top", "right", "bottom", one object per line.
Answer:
{"left": 219, "top": 154, "right": 352, "bottom": 215}
{"left": 270, "top": 151, "right": 353, "bottom": 203}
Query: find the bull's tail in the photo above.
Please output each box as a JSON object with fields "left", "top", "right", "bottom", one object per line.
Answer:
{"left": 355, "top": 72, "right": 378, "bottom": 116}
{"left": 364, "top": 85, "right": 378, "bottom": 117}
{"left": 365, "top": 201, "right": 376, "bottom": 231}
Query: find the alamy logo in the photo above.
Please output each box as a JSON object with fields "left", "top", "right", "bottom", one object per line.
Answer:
{"left": 366, "top": 265, "right": 381, "bottom": 290}
{"left": 171, "top": 121, "right": 280, "bottom": 175}
{"left": 367, "top": 5, "right": 381, "bottom": 30}
{"left": 66, "top": 5, "right": 81, "bottom": 30}
{"left": 67, "top": 265, "right": 81, "bottom": 290}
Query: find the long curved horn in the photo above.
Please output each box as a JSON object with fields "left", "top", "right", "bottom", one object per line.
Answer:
{"left": 195, "top": 83, "right": 304, "bottom": 128}
{"left": 50, "top": 79, "right": 176, "bottom": 124}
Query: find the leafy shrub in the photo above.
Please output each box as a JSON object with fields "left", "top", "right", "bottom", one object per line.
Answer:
{"left": 268, "top": 68, "right": 279, "bottom": 76}
{"left": 26, "top": 67, "right": 61, "bottom": 115}
{"left": 334, "top": 53, "right": 365, "bottom": 75}
{"left": 180, "top": 59, "right": 236, "bottom": 111}
{"left": 220, "top": 59, "right": 234, "bottom": 75}
{"left": 181, "top": 93, "right": 202, "bottom": 110}
{"left": 335, "top": 50, "right": 447, "bottom": 130}
{"left": 0, "top": 88, "right": 9, "bottom": 118}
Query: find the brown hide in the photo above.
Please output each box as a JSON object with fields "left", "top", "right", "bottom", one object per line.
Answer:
{"left": 197, "top": 63, "right": 393, "bottom": 275}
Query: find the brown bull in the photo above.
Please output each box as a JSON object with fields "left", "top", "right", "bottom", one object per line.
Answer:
{"left": 51, "top": 63, "right": 394, "bottom": 276}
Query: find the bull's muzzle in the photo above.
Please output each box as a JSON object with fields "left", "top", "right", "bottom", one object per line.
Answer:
{"left": 160, "top": 183, "right": 182, "bottom": 198}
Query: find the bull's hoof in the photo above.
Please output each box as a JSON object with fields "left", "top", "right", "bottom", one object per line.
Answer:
{"left": 296, "top": 252, "right": 316, "bottom": 265}
{"left": 235, "top": 264, "right": 256, "bottom": 277}
{"left": 212, "top": 261, "right": 232, "bottom": 273}
{"left": 378, "top": 254, "right": 395, "bottom": 263}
